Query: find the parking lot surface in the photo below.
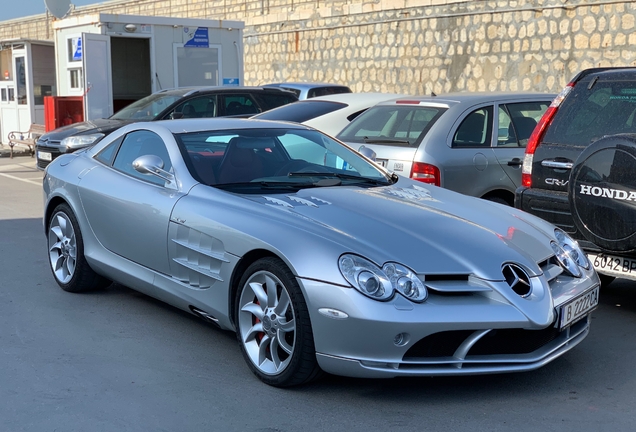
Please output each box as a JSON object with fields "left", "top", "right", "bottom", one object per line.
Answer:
{"left": 1, "top": 155, "right": 635, "bottom": 431}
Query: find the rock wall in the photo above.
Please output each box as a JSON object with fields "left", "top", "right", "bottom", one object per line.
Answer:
{"left": 2, "top": 0, "right": 636, "bottom": 94}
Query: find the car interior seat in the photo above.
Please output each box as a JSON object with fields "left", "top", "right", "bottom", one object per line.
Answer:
{"left": 217, "top": 137, "right": 266, "bottom": 183}
{"left": 181, "top": 104, "right": 197, "bottom": 118}
{"left": 226, "top": 101, "right": 243, "bottom": 116}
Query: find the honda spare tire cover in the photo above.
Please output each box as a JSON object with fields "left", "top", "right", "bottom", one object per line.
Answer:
{"left": 569, "top": 134, "right": 636, "bottom": 252}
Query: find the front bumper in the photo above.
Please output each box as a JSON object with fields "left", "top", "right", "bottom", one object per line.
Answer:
{"left": 35, "top": 141, "right": 65, "bottom": 170}
{"left": 299, "top": 269, "right": 598, "bottom": 378}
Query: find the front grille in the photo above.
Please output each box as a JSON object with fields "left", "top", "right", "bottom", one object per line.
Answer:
{"left": 403, "top": 330, "right": 475, "bottom": 359}
{"left": 37, "top": 148, "right": 63, "bottom": 170}
{"left": 468, "top": 326, "right": 560, "bottom": 356}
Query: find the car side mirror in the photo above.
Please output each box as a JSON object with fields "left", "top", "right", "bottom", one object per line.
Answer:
{"left": 133, "top": 154, "right": 175, "bottom": 186}
{"left": 170, "top": 112, "right": 184, "bottom": 119}
{"left": 358, "top": 145, "right": 377, "bottom": 161}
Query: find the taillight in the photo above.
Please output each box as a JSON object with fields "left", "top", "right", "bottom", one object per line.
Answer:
{"left": 410, "top": 162, "right": 440, "bottom": 186}
{"left": 522, "top": 83, "right": 574, "bottom": 188}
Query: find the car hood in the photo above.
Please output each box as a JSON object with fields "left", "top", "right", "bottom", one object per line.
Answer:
{"left": 238, "top": 179, "right": 556, "bottom": 281}
{"left": 38, "top": 118, "right": 132, "bottom": 142}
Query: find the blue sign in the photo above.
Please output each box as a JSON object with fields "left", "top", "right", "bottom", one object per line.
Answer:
{"left": 185, "top": 27, "right": 209, "bottom": 48}
{"left": 223, "top": 78, "right": 240, "bottom": 86}
{"left": 72, "top": 37, "right": 82, "bottom": 61}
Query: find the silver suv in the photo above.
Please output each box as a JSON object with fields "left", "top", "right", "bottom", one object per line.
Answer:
{"left": 336, "top": 93, "right": 554, "bottom": 205}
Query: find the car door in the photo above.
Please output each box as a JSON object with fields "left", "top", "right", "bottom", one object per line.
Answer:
{"left": 441, "top": 105, "right": 513, "bottom": 197}
{"left": 494, "top": 101, "right": 551, "bottom": 188}
{"left": 77, "top": 130, "right": 185, "bottom": 275}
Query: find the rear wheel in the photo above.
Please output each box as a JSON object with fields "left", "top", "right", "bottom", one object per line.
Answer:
{"left": 47, "top": 203, "right": 109, "bottom": 293}
{"left": 235, "top": 257, "right": 321, "bottom": 387}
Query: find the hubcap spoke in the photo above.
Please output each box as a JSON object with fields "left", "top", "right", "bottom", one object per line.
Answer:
{"left": 244, "top": 322, "right": 264, "bottom": 342}
{"left": 278, "top": 318, "right": 295, "bottom": 333}
{"left": 249, "top": 281, "right": 268, "bottom": 307}
{"left": 264, "top": 274, "right": 278, "bottom": 308}
{"left": 258, "top": 335, "right": 271, "bottom": 366}
{"left": 270, "top": 337, "right": 282, "bottom": 369}
{"left": 276, "top": 329, "right": 293, "bottom": 354}
{"left": 274, "top": 289, "right": 290, "bottom": 316}
{"left": 57, "top": 214, "right": 67, "bottom": 236}
{"left": 50, "top": 226, "right": 63, "bottom": 242}
{"left": 241, "top": 302, "right": 264, "bottom": 320}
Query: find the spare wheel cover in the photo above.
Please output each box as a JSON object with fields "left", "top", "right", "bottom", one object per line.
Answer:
{"left": 569, "top": 134, "right": 636, "bottom": 252}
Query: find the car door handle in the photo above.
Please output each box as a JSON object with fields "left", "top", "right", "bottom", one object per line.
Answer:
{"left": 541, "top": 159, "right": 573, "bottom": 169}
{"left": 507, "top": 158, "right": 522, "bottom": 167}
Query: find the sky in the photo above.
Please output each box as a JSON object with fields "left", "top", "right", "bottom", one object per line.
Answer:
{"left": 1, "top": 1, "right": 104, "bottom": 22}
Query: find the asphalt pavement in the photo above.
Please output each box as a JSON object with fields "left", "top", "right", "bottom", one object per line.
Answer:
{"left": 1, "top": 154, "right": 635, "bottom": 432}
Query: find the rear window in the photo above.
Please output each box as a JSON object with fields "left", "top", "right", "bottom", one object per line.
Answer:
{"left": 307, "top": 86, "right": 352, "bottom": 98}
{"left": 253, "top": 92, "right": 298, "bottom": 111}
{"left": 254, "top": 100, "right": 347, "bottom": 123}
{"left": 337, "top": 105, "right": 447, "bottom": 147}
{"left": 544, "top": 79, "right": 636, "bottom": 147}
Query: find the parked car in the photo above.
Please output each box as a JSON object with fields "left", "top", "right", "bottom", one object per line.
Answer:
{"left": 515, "top": 67, "right": 636, "bottom": 286}
{"left": 44, "top": 117, "right": 599, "bottom": 387}
{"left": 263, "top": 82, "right": 352, "bottom": 100}
{"left": 336, "top": 92, "right": 555, "bottom": 205}
{"left": 251, "top": 92, "right": 405, "bottom": 136}
{"left": 35, "top": 86, "right": 297, "bottom": 170}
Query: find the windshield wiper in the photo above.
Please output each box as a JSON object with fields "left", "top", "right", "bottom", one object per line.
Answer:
{"left": 215, "top": 179, "right": 342, "bottom": 191}
{"left": 362, "top": 137, "right": 411, "bottom": 146}
{"left": 288, "top": 171, "right": 390, "bottom": 185}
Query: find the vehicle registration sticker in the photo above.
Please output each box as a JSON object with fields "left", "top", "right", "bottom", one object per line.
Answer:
{"left": 38, "top": 151, "right": 52, "bottom": 161}
{"left": 559, "top": 286, "right": 599, "bottom": 330}
{"left": 588, "top": 253, "right": 636, "bottom": 281}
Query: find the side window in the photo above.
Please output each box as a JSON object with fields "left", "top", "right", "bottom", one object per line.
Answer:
{"left": 222, "top": 95, "right": 259, "bottom": 116}
{"left": 95, "top": 136, "right": 123, "bottom": 165}
{"left": 501, "top": 102, "right": 548, "bottom": 147}
{"left": 112, "top": 130, "right": 172, "bottom": 186}
{"left": 172, "top": 96, "right": 217, "bottom": 119}
{"left": 452, "top": 106, "right": 493, "bottom": 148}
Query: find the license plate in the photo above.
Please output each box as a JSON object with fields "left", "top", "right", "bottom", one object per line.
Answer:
{"left": 38, "top": 151, "right": 52, "bottom": 161}
{"left": 559, "top": 286, "right": 599, "bottom": 330}
{"left": 588, "top": 253, "right": 636, "bottom": 280}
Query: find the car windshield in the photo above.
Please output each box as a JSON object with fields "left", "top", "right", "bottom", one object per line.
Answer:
{"left": 337, "top": 105, "right": 447, "bottom": 147}
{"left": 175, "top": 128, "right": 394, "bottom": 193}
{"left": 253, "top": 100, "right": 347, "bottom": 123}
{"left": 110, "top": 89, "right": 191, "bottom": 121}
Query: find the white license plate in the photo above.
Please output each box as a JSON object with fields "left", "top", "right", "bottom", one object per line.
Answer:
{"left": 559, "top": 286, "right": 599, "bottom": 329}
{"left": 38, "top": 151, "right": 52, "bottom": 161}
{"left": 588, "top": 253, "right": 636, "bottom": 280}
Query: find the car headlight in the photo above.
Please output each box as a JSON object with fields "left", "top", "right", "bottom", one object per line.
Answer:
{"left": 338, "top": 254, "right": 427, "bottom": 302}
{"left": 61, "top": 133, "right": 105, "bottom": 150}
{"left": 551, "top": 228, "right": 590, "bottom": 277}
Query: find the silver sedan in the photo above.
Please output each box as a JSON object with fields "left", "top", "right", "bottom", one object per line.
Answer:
{"left": 43, "top": 118, "right": 599, "bottom": 386}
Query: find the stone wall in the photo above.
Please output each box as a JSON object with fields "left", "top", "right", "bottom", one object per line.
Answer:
{"left": 2, "top": 0, "right": 636, "bottom": 94}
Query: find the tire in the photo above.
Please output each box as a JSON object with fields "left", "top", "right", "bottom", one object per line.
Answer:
{"left": 599, "top": 274, "right": 616, "bottom": 287}
{"left": 569, "top": 134, "right": 636, "bottom": 252}
{"left": 235, "top": 257, "right": 322, "bottom": 387}
{"left": 47, "top": 203, "right": 109, "bottom": 293}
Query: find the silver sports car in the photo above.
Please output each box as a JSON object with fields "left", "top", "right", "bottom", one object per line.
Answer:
{"left": 43, "top": 118, "right": 600, "bottom": 387}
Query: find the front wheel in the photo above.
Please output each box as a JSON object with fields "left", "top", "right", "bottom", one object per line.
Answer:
{"left": 235, "top": 257, "right": 321, "bottom": 387}
{"left": 47, "top": 203, "right": 109, "bottom": 293}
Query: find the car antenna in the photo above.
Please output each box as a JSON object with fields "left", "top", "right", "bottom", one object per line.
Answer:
{"left": 431, "top": 91, "right": 437, "bottom": 96}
